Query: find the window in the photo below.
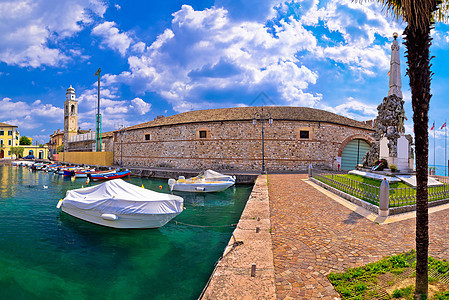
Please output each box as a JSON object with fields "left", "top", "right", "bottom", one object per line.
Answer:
{"left": 70, "top": 104, "right": 75, "bottom": 115}
{"left": 8, "top": 130, "right": 12, "bottom": 136}
{"left": 199, "top": 130, "right": 207, "bottom": 139}
{"left": 8, "top": 151, "right": 11, "bottom": 155}
{"left": 0, "top": 130, "right": 4, "bottom": 135}
{"left": 8, "top": 139, "right": 11, "bottom": 146}
{"left": 299, "top": 130, "right": 309, "bottom": 139}
{"left": 144, "top": 134, "right": 151, "bottom": 141}
{"left": 0, "top": 140, "right": 3, "bottom": 147}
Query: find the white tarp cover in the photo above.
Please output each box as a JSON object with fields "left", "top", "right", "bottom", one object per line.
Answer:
{"left": 63, "top": 179, "right": 183, "bottom": 215}
{"left": 202, "top": 170, "right": 235, "bottom": 182}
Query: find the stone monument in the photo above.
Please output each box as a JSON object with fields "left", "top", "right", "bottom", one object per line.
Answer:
{"left": 363, "top": 33, "right": 414, "bottom": 172}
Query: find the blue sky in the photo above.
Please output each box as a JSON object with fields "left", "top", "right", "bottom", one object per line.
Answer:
{"left": 1, "top": 0, "right": 449, "bottom": 164}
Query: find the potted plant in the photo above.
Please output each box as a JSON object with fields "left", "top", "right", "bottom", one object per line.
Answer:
{"left": 390, "top": 164, "right": 398, "bottom": 173}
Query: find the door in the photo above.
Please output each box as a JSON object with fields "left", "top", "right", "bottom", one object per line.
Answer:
{"left": 0, "top": 150, "right": 3, "bottom": 159}
{"left": 341, "top": 139, "right": 370, "bottom": 170}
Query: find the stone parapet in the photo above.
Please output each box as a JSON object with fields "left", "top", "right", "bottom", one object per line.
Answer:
{"left": 200, "top": 175, "right": 276, "bottom": 300}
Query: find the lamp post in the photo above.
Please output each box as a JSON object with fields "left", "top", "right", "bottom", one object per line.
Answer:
{"left": 253, "top": 107, "right": 273, "bottom": 173}
{"left": 94, "top": 68, "right": 102, "bottom": 152}
{"left": 118, "top": 125, "right": 126, "bottom": 167}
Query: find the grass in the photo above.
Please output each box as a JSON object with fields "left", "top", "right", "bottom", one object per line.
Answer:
{"left": 316, "top": 174, "right": 449, "bottom": 207}
{"left": 328, "top": 250, "right": 449, "bottom": 299}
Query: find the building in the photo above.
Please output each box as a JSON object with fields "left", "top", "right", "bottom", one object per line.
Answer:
{"left": 64, "top": 85, "right": 78, "bottom": 152}
{"left": 21, "top": 145, "right": 49, "bottom": 159}
{"left": 113, "top": 106, "right": 375, "bottom": 172}
{"left": 0, "top": 122, "right": 20, "bottom": 158}
{"left": 67, "top": 130, "right": 114, "bottom": 152}
{"left": 49, "top": 129, "right": 64, "bottom": 159}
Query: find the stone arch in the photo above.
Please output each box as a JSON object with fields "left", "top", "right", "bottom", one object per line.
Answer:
{"left": 70, "top": 104, "right": 76, "bottom": 115}
{"left": 337, "top": 134, "right": 374, "bottom": 157}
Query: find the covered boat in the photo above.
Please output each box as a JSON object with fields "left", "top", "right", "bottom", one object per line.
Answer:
{"left": 90, "top": 169, "right": 130, "bottom": 181}
{"left": 57, "top": 179, "right": 184, "bottom": 229}
{"left": 168, "top": 170, "right": 235, "bottom": 193}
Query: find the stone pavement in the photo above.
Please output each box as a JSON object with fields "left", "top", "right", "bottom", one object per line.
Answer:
{"left": 269, "top": 174, "right": 449, "bottom": 299}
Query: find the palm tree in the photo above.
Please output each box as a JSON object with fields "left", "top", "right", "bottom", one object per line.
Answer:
{"left": 357, "top": 0, "right": 448, "bottom": 297}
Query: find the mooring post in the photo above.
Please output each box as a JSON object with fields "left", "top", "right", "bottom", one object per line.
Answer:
{"left": 308, "top": 164, "right": 313, "bottom": 178}
{"left": 379, "top": 178, "right": 389, "bottom": 217}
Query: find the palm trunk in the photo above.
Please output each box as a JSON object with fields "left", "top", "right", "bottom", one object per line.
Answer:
{"left": 403, "top": 20, "right": 433, "bottom": 298}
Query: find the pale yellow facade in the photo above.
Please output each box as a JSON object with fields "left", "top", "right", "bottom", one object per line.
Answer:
{"left": 0, "top": 122, "right": 20, "bottom": 159}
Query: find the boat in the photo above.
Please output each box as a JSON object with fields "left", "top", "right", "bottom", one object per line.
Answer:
{"left": 90, "top": 169, "right": 131, "bottom": 181}
{"left": 56, "top": 179, "right": 184, "bottom": 229}
{"left": 168, "top": 170, "right": 235, "bottom": 193}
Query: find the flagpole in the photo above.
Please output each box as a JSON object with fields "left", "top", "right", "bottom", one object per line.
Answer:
{"left": 446, "top": 120, "right": 447, "bottom": 177}
{"left": 434, "top": 121, "right": 436, "bottom": 173}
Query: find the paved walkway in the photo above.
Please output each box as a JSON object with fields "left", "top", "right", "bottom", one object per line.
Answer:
{"left": 268, "top": 174, "right": 449, "bottom": 299}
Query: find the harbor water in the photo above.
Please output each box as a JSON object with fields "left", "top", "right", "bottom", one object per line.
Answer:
{"left": 0, "top": 165, "right": 253, "bottom": 299}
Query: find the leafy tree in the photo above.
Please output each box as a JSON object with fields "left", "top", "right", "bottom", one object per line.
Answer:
{"left": 358, "top": 0, "right": 449, "bottom": 296}
{"left": 19, "top": 136, "right": 31, "bottom": 145}
{"left": 10, "top": 146, "right": 24, "bottom": 158}
{"left": 56, "top": 145, "right": 64, "bottom": 153}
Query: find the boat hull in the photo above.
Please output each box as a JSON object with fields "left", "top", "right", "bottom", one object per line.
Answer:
{"left": 172, "top": 181, "right": 234, "bottom": 193}
{"left": 91, "top": 170, "right": 130, "bottom": 181}
{"left": 61, "top": 206, "right": 180, "bottom": 229}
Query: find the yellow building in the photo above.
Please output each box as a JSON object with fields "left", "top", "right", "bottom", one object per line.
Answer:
{"left": 0, "top": 122, "right": 20, "bottom": 159}
{"left": 22, "top": 145, "right": 49, "bottom": 160}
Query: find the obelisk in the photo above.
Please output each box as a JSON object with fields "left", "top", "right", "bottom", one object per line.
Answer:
{"left": 388, "top": 32, "right": 402, "bottom": 99}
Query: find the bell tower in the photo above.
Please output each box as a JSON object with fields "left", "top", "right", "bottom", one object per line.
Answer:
{"left": 63, "top": 85, "right": 78, "bottom": 152}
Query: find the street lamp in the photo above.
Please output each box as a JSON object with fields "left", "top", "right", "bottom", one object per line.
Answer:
{"left": 253, "top": 107, "right": 273, "bottom": 174}
{"left": 118, "top": 125, "right": 126, "bottom": 167}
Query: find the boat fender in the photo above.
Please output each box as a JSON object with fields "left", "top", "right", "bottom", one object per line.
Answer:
{"left": 195, "top": 187, "right": 205, "bottom": 191}
{"left": 101, "top": 213, "right": 118, "bottom": 221}
{"left": 56, "top": 199, "right": 63, "bottom": 209}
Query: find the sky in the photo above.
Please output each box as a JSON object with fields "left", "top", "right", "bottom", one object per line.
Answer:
{"left": 1, "top": 0, "right": 449, "bottom": 164}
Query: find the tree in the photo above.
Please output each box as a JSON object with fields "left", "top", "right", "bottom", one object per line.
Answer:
{"left": 56, "top": 145, "right": 64, "bottom": 153}
{"left": 359, "top": 0, "right": 449, "bottom": 297}
{"left": 19, "top": 136, "right": 31, "bottom": 145}
{"left": 10, "top": 146, "right": 24, "bottom": 158}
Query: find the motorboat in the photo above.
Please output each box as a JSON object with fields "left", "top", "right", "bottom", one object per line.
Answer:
{"left": 168, "top": 170, "right": 235, "bottom": 193}
{"left": 56, "top": 179, "right": 184, "bottom": 229}
{"left": 90, "top": 169, "right": 131, "bottom": 181}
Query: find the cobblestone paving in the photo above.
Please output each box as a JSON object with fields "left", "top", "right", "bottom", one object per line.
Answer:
{"left": 268, "top": 174, "right": 449, "bottom": 299}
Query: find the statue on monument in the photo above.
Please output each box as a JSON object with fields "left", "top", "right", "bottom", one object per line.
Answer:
{"left": 362, "top": 33, "right": 413, "bottom": 170}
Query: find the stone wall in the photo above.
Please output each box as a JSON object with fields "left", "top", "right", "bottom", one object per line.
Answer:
{"left": 113, "top": 120, "right": 374, "bottom": 172}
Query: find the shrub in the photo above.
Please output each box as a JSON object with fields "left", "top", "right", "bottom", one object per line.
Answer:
{"left": 390, "top": 164, "right": 398, "bottom": 172}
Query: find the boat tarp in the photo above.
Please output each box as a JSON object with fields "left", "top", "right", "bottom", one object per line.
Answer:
{"left": 202, "top": 170, "right": 235, "bottom": 181}
{"left": 63, "top": 179, "right": 183, "bottom": 215}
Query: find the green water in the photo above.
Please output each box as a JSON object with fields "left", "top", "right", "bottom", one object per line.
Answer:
{"left": 0, "top": 165, "right": 252, "bottom": 299}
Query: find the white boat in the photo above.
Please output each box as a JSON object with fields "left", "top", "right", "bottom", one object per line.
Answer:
{"left": 57, "top": 179, "right": 184, "bottom": 229}
{"left": 168, "top": 170, "right": 235, "bottom": 193}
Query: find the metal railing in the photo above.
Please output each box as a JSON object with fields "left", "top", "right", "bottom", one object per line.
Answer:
{"left": 314, "top": 172, "right": 449, "bottom": 208}
{"left": 313, "top": 173, "right": 380, "bottom": 205}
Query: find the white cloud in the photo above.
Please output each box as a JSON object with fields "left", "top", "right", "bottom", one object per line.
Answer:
{"left": 112, "top": 5, "right": 321, "bottom": 112}
{"left": 131, "top": 98, "right": 151, "bottom": 115}
{"left": 0, "top": 0, "right": 107, "bottom": 67}
{"left": 91, "top": 21, "right": 133, "bottom": 56}
{"left": 321, "top": 98, "right": 378, "bottom": 121}
{"left": 0, "top": 97, "right": 62, "bottom": 132}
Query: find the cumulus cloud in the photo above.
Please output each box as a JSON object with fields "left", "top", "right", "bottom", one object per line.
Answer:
{"left": 0, "top": 97, "right": 62, "bottom": 132}
{"left": 91, "top": 21, "right": 134, "bottom": 56}
{"left": 131, "top": 98, "right": 151, "bottom": 115}
{"left": 0, "top": 0, "right": 107, "bottom": 67}
{"left": 320, "top": 98, "right": 378, "bottom": 121}
{"left": 111, "top": 5, "right": 322, "bottom": 112}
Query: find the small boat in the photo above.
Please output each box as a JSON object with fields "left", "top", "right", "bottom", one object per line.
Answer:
{"left": 168, "top": 170, "right": 235, "bottom": 193}
{"left": 74, "top": 169, "right": 96, "bottom": 178}
{"left": 56, "top": 179, "right": 184, "bottom": 229}
{"left": 90, "top": 169, "right": 131, "bottom": 181}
